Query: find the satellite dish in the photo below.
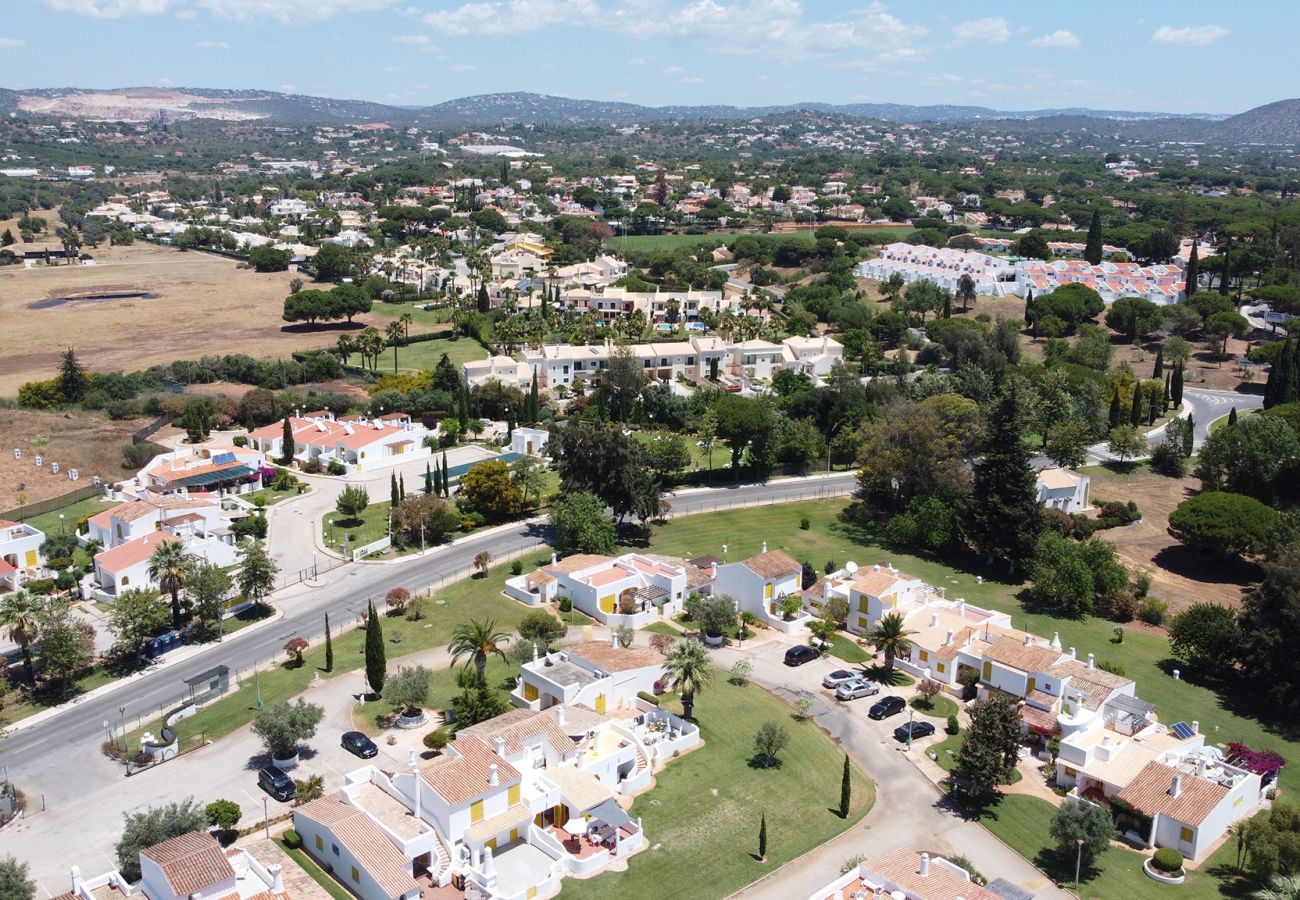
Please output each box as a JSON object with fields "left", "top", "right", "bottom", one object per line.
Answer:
{"left": 845, "top": 561, "right": 858, "bottom": 575}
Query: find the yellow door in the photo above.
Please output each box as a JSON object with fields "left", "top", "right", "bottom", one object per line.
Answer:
{"left": 534, "top": 813, "right": 543, "bottom": 826}
{"left": 526, "top": 441, "right": 534, "bottom": 454}
{"left": 1027, "top": 676, "right": 1036, "bottom": 694}
{"left": 599, "top": 594, "right": 615, "bottom": 614}
{"left": 556, "top": 804, "right": 570, "bottom": 828}
{"left": 596, "top": 693, "right": 606, "bottom": 714}
{"left": 982, "top": 661, "right": 992, "bottom": 681}
{"left": 508, "top": 784, "right": 521, "bottom": 805}
{"left": 524, "top": 681, "right": 539, "bottom": 702}
{"left": 510, "top": 827, "right": 519, "bottom": 842}
{"left": 764, "top": 583, "right": 773, "bottom": 600}
{"left": 486, "top": 838, "right": 497, "bottom": 851}
{"left": 25, "top": 550, "right": 37, "bottom": 567}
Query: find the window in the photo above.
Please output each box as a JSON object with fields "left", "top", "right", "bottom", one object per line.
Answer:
{"left": 1180, "top": 826, "right": 1194, "bottom": 842}
{"left": 764, "top": 583, "right": 773, "bottom": 599}
{"left": 351, "top": 866, "right": 359, "bottom": 883}
{"left": 508, "top": 784, "right": 521, "bottom": 806}
{"left": 660, "top": 358, "right": 667, "bottom": 366}
{"left": 919, "top": 650, "right": 928, "bottom": 662}
{"left": 982, "top": 661, "right": 992, "bottom": 681}
{"left": 470, "top": 799, "right": 485, "bottom": 823}
{"left": 687, "top": 357, "right": 695, "bottom": 365}
{"left": 937, "top": 663, "right": 945, "bottom": 673}
{"left": 523, "top": 681, "right": 539, "bottom": 702}
{"left": 122, "top": 576, "right": 130, "bottom": 585}
{"left": 644, "top": 360, "right": 652, "bottom": 368}
{"left": 858, "top": 596, "right": 868, "bottom": 613}
{"left": 332, "top": 843, "right": 339, "bottom": 856}
{"left": 315, "top": 834, "right": 324, "bottom": 851}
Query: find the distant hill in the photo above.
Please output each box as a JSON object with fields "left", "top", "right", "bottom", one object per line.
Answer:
{"left": 1209, "top": 99, "right": 1300, "bottom": 144}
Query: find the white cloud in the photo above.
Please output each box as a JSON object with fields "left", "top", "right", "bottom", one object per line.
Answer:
{"left": 194, "top": 39, "right": 228, "bottom": 47}
{"left": 1030, "top": 29, "right": 1079, "bottom": 48}
{"left": 451, "top": 63, "right": 475, "bottom": 72}
{"left": 950, "top": 16, "right": 1009, "bottom": 45}
{"left": 426, "top": 0, "right": 597, "bottom": 36}
{"left": 0, "top": 37, "right": 25, "bottom": 48}
{"left": 662, "top": 65, "right": 685, "bottom": 76}
{"left": 41, "top": 0, "right": 175, "bottom": 16}
{"left": 279, "top": 83, "right": 297, "bottom": 92}
{"left": 393, "top": 34, "right": 439, "bottom": 51}
{"left": 1152, "top": 24, "right": 1228, "bottom": 45}
{"left": 195, "top": 0, "right": 395, "bottom": 22}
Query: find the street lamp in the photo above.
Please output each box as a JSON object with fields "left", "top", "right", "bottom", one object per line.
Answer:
{"left": 118, "top": 705, "right": 127, "bottom": 752}
{"left": 1075, "top": 838, "right": 1085, "bottom": 891}
{"left": 263, "top": 797, "right": 270, "bottom": 839}
{"left": 58, "top": 513, "right": 65, "bottom": 535}
{"left": 734, "top": 599, "right": 742, "bottom": 648}
{"left": 906, "top": 708, "right": 915, "bottom": 750}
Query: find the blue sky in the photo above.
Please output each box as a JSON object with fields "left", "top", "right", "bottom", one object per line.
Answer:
{"left": 3, "top": 1, "right": 1294, "bottom": 113}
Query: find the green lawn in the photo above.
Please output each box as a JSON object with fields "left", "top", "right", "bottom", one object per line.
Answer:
{"left": 388, "top": 335, "right": 487, "bottom": 374}
{"left": 974, "top": 793, "right": 1245, "bottom": 900}
{"left": 322, "top": 501, "right": 392, "bottom": 556}
{"left": 928, "top": 731, "right": 1020, "bottom": 783}
{"left": 22, "top": 493, "right": 117, "bottom": 537}
{"left": 244, "top": 486, "right": 308, "bottom": 507}
{"left": 908, "top": 693, "right": 959, "bottom": 720}
{"left": 557, "top": 675, "right": 874, "bottom": 900}
{"left": 353, "top": 656, "right": 514, "bottom": 737}
{"left": 280, "top": 838, "right": 355, "bottom": 900}
{"left": 2, "top": 665, "right": 118, "bottom": 729}
{"left": 641, "top": 621, "right": 682, "bottom": 636}
{"left": 826, "top": 635, "right": 871, "bottom": 663}
{"left": 370, "top": 300, "right": 454, "bottom": 328}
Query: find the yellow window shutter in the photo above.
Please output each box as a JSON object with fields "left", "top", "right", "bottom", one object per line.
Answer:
{"left": 764, "top": 583, "right": 773, "bottom": 599}
{"left": 982, "top": 661, "right": 992, "bottom": 680}
{"left": 508, "top": 784, "right": 521, "bottom": 806}
{"left": 858, "top": 597, "right": 868, "bottom": 612}
{"left": 470, "top": 799, "right": 485, "bottom": 823}
{"left": 919, "top": 650, "right": 928, "bottom": 662}
{"left": 1027, "top": 677, "right": 1036, "bottom": 693}
{"left": 937, "top": 663, "right": 945, "bottom": 673}
{"left": 523, "top": 681, "right": 539, "bottom": 701}
{"left": 1180, "top": 826, "right": 1193, "bottom": 841}
{"left": 25, "top": 550, "right": 37, "bottom": 567}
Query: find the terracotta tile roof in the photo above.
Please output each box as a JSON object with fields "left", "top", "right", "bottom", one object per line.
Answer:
{"left": 421, "top": 736, "right": 521, "bottom": 806}
{"left": 567, "top": 641, "right": 664, "bottom": 673}
{"left": 741, "top": 549, "right": 800, "bottom": 580}
{"left": 94, "top": 531, "right": 181, "bottom": 574}
{"left": 546, "top": 764, "right": 613, "bottom": 811}
{"left": 112, "top": 497, "right": 210, "bottom": 523}
{"left": 139, "top": 831, "right": 234, "bottom": 897}
{"left": 295, "top": 793, "right": 418, "bottom": 896}
{"left": 1049, "top": 658, "right": 1134, "bottom": 690}
{"left": 862, "top": 848, "right": 1003, "bottom": 900}
{"left": 983, "top": 636, "right": 1063, "bottom": 674}
{"left": 464, "top": 801, "right": 533, "bottom": 843}
{"left": 460, "top": 708, "right": 574, "bottom": 759}
{"left": 851, "top": 569, "right": 908, "bottom": 598}
{"left": 1027, "top": 689, "right": 1058, "bottom": 708}
{"left": 1020, "top": 704, "right": 1058, "bottom": 732}
{"left": 1116, "top": 761, "right": 1229, "bottom": 827}
{"left": 526, "top": 568, "right": 556, "bottom": 587}
{"left": 544, "top": 553, "right": 614, "bottom": 574}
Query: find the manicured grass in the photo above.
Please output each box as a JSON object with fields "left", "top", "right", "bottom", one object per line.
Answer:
{"left": 1, "top": 665, "right": 118, "bottom": 728}
{"left": 929, "top": 731, "right": 1020, "bottom": 783}
{"left": 244, "top": 486, "right": 307, "bottom": 507}
{"left": 641, "top": 621, "right": 682, "bottom": 636}
{"left": 974, "top": 793, "right": 1235, "bottom": 900}
{"left": 22, "top": 493, "right": 116, "bottom": 538}
{"left": 389, "top": 335, "right": 487, "bottom": 373}
{"left": 908, "top": 693, "right": 959, "bottom": 720}
{"left": 558, "top": 606, "right": 596, "bottom": 627}
{"left": 826, "top": 635, "right": 871, "bottom": 663}
{"left": 370, "top": 300, "right": 454, "bottom": 328}
{"left": 555, "top": 674, "right": 874, "bottom": 900}
{"left": 280, "top": 839, "right": 356, "bottom": 900}
{"left": 353, "top": 656, "right": 514, "bottom": 737}
{"left": 322, "top": 501, "right": 392, "bottom": 556}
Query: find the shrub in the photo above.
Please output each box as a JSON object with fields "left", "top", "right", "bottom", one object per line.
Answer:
{"left": 24, "top": 578, "right": 56, "bottom": 595}
{"left": 511, "top": 559, "right": 523, "bottom": 576}
{"left": 422, "top": 729, "right": 449, "bottom": 753}
{"left": 800, "top": 515, "right": 810, "bottom": 530}
{"left": 300, "top": 458, "right": 322, "bottom": 474}
{"left": 282, "top": 829, "right": 302, "bottom": 849}
{"left": 946, "top": 714, "right": 959, "bottom": 735}
{"left": 1097, "top": 660, "right": 1127, "bottom": 677}
{"left": 558, "top": 597, "right": 572, "bottom": 613}
{"left": 958, "top": 667, "right": 980, "bottom": 701}
{"left": 232, "top": 435, "right": 248, "bottom": 447}
{"left": 326, "top": 460, "right": 346, "bottom": 476}
{"left": 1139, "top": 597, "right": 1168, "bottom": 626}
{"left": 1149, "top": 441, "right": 1188, "bottom": 477}
{"left": 637, "top": 691, "right": 660, "bottom": 706}
{"left": 1152, "top": 848, "right": 1184, "bottom": 873}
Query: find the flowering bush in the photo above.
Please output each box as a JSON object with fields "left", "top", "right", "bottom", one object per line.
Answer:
{"left": 1226, "top": 741, "right": 1286, "bottom": 777}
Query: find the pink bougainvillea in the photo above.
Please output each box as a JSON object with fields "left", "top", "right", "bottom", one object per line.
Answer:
{"left": 1226, "top": 741, "right": 1286, "bottom": 776}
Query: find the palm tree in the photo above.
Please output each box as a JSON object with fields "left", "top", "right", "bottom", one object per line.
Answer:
{"left": 385, "top": 320, "right": 405, "bottom": 373}
{"left": 0, "top": 591, "right": 40, "bottom": 684}
{"left": 449, "top": 618, "right": 510, "bottom": 683}
{"left": 148, "top": 539, "right": 191, "bottom": 628}
{"left": 400, "top": 311, "right": 414, "bottom": 341}
{"left": 869, "top": 611, "right": 916, "bottom": 674}
{"left": 663, "top": 639, "right": 713, "bottom": 720}
{"left": 1254, "top": 875, "right": 1300, "bottom": 900}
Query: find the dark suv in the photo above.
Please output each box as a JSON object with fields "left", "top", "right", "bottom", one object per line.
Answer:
{"left": 258, "top": 765, "right": 296, "bottom": 802}
{"left": 783, "top": 645, "right": 820, "bottom": 667}
{"left": 867, "top": 695, "right": 907, "bottom": 720}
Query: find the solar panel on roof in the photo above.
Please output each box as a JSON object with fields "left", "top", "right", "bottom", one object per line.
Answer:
{"left": 1171, "top": 721, "right": 1195, "bottom": 740}
{"left": 211, "top": 452, "right": 235, "bottom": 465}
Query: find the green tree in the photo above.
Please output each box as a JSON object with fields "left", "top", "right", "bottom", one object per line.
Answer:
{"left": 1233, "top": 552, "right": 1300, "bottom": 717}
{"left": 58, "top": 347, "right": 87, "bottom": 403}
{"left": 460, "top": 460, "right": 523, "bottom": 521}
{"left": 0, "top": 856, "right": 35, "bottom": 900}
{"left": 549, "top": 491, "right": 617, "bottom": 555}
{"left": 518, "top": 610, "right": 566, "bottom": 649}
{"left": 663, "top": 638, "right": 713, "bottom": 720}
{"left": 1204, "top": 310, "right": 1249, "bottom": 359}
{"left": 753, "top": 721, "right": 789, "bottom": 767}
{"left": 36, "top": 599, "right": 92, "bottom": 697}
{"left": 869, "top": 611, "right": 915, "bottom": 673}
{"left": 248, "top": 245, "right": 290, "bottom": 272}
{"left": 1045, "top": 420, "right": 1091, "bottom": 470}
{"left": 148, "top": 538, "right": 192, "bottom": 628}
{"left": 839, "top": 753, "right": 852, "bottom": 818}
{"left": 1105, "top": 297, "right": 1161, "bottom": 342}
{"left": 186, "top": 562, "right": 231, "bottom": 632}
{"left": 1168, "top": 602, "right": 1243, "bottom": 674}
{"left": 204, "top": 798, "right": 242, "bottom": 833}
{"left": 449, "top": 618, "right": 509, "bottom": 683}
{"left": 953, "top": 692, "right": 1022, "bottom": 794}
{"left": 713, "top": 394, "right": 777, "bottom": 475}
{"left": 643, "top": 431, "right": 693, "bottom": 485}
{"left": 1152, "top": 346, "right": 1164, "bottom": 379}
{"left": 967, "top": 386, "right": 1042, "bottom": 571}
{"left": 758, "top": 812, "right": 767, "bottom": 860}
{"left": 108, "top": 588, "right": 169, "bottom": 662}
{"left": 1049, "top": 800, "right": 1115, "bottom": 868}
{"left": 335, "top": 484, "right": 370, "bottom": 521}
{"left": 251, "top": 698, "right": 325, "bottom": 759}
{"left": 1107, "top": 425, "right": 1145, "bottom": 463}
{"left": 279, "top": 416, "right": 295, "bottom": 465}
{"left": 324, "top": 612, "right": 334, "bottom": 673}
{"left": 451, "top": 667, "right": 507, "bottom": 727}
{"left": 0, "top": 591, "right": 40, "bottom": 684}
{"left": 313, "top": 242, "right": 352, "bottom": 280}
{"left": 1185, "top": 240, "right": 1200, "bottom": 298}
{"left": 1197, "top": 415, "right": 1300, "bottom": 501}
{"left": 364, "top": 601, "right": 386, "bottom": 695}
{"left": 1084, "top": 209, "right": 1104, "bottom": 265}
{"left": 115, "top": 798, "right": 206, "bottom": 881}
{"left": 510, "top": 454, "right": 546, "bottom": 509}
{"left": 1169, "top": 492, "right": 1278, "bottom": 559}
{"left": 385, "top": 665, "right": 432, "bottom": 716}
{"left": 236, "top": 540, "right": 278, "bottom": 611}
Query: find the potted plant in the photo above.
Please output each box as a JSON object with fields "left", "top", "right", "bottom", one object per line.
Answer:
{"left": 697, "top": 595, "right": 736, "bottom": 647}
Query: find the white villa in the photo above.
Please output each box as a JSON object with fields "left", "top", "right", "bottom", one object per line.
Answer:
{"left": 1036, "top": 467, "right": 1091, "bottom": 513}
{"left": 247, "top": 412, "right": 433, "bottom": 473}
{"left": 810, "top": 848, "right": 1004, "bottom": 900}
{"left": 855, "top": 242, "right": 1015, "bottom": 296}
{"left": 512, "top": 638, "right": 664, "bottom": 719}
{"left": 121, "top": 445, "right": 268, "bottom": 500}
{"left": 0, "top": 518, "right": 45, "bottom": 591}
{"left": 506, "top": 552, "right": 701, "bottom": 628}
{"left": 1014, "top": 259, "right": 1185, "bottom": 304}
{"left": 710, "top": 546, "right": 814, "bottom": 634}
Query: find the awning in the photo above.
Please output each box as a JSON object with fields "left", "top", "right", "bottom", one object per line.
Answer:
{"left": 172, "top": 465, "right": 257, "bottom": 489}
{"left": 586, "top": 797, "right": 632, "bottom": 830}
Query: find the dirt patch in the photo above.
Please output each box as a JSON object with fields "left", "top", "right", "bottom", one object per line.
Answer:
{"left": 0, "top": 241, "right": 403, "bottom": 396}
{"left": 0, "top": 408, "right": 152, "bottom": 508}
{"left": 1084, "top": 464, "right": 1257, "bottom": 614}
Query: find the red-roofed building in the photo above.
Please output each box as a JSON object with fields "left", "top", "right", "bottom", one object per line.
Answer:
{"left": 247, "top": 413, "right": 432, "bottom": 473}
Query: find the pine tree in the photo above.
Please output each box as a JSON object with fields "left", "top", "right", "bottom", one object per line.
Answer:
{"left": 279, "top": 416, "right": 295, "bottom": 466}
{"left": 424, "top": 462, "right": 433, "bottom": 495}
{"left": 757, "top": 812, "right": 767, "bottom": 861}
{"left": 1228, "top": 407, "right": 1238, "bottom": 426}
{"left": 390, "top": 472, "right": 399, "bottom": 509}
{"left": 967, "top": 387, "right": 1043, "bottom": 572}
{"left": 324, "top": 612, "right": 334, "bottom": 673}
{"left": 476, "top": 282, "right": 490, "bottom": 313}
{"left": 1130, "top": 385, "right": 1143, "bottom": 427}
{"left": 1152, "top": 347, "right": 1164, "bottom": 379}
{"left": 1171, "top": 364, "right": 1184, "bottom": 407}
{"left": 839, "top": 754, "right": 851, "bottom": 818}
{"left": 1108, "top": 393, "right": 1122, "bottom": 429}
{"left": 1084, "top": 209, "right": 1104, "bottom": 265}
{"left": 364, "top": 601, "right": 386, "bottom": 696}
{"left": 58, "top": 347, "right": 87, "bottom": 402}
{"left": 1185, "top": 240, "right": 1199, "bottom": 298}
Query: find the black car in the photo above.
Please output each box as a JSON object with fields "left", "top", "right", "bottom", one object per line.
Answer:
{"left": 894, "top": 720, "right": 936, "bottom": 742}
{"left": 784, "top": 645, "right": 820, "bottom": 667}
{"left": 867, "top": 695, "right": 907, "bottom": 720}
{"left": 258, "top": 765, "right": 296, "bottom": 802}
{"left": 342, "top": 731, "right": 379, "bottom": 758}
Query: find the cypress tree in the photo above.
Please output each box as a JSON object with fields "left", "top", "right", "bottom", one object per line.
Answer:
{"left": 390, "top": 472, "right": 399, "bottom": 508}
{"left": 364, "top": 601, "right": 386, "bottom": 696}
{"left": 1148, "top": 397, "right": 1157, "bottom": 427}
{"left": 476, "top": 282, "right": 490, "bottom": 313}
{"left": 1171, "top": 364, "right": 1184, "bottom": 407}
{"left": 839, "top": 754, "right": 851, "bottom": 818}
{"left": 424, "top": 462, "right": 433, "bottom": 495}
{"left": 324, "top": 612, "right": 334, "bottom": 673}
{"left": 1162, "top": 374, "right": 1171, "bottom": 414}
{"left": 1185, "top": 240, "right": 1199, "bottom": 298}
{"left": 1108, "top": 393, "right": 1121, "bottom": 429}
{"left": 506, "top": 408, "right": 515, "bottom": 441}
{"left": 279, "top": 416, "right": 295, "bottom": 465}
{"left": 1130, "top": 385, "right": 1143, "bottom": 427}
{"left": 58, "top": 347, "right": 87, "bottom": 402}
{"left": 1228, "top": 407, "right": 1238, "bottom": 427}
{"left": 1152, "top": 347, "right": 1164, "bottom": 379}
{"left": 529, "top": 374, "right": 540, "bottom": 424}
{"left": 442, "top": 452, "right": 450, "bottom": 497}
{"left": 1184, "top": 414, "right": 1196, "bottom": 456}
{"left": 1084, "top": 209, "right": 1104, "bottom": 265}
{"left": 758, "top": 812, "right": 767, "bottom": 861}
{"left": 399, "top": 473, "right": 406, "bottom": 503}
{"left": 967, "top": 387, "right": 1043, "bottom": 572}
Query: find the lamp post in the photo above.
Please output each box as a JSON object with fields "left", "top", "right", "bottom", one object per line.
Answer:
{"left": 1075, "top": 838, "right": 1085, "bottom": 892}
{"left": 263, "top": 796, "right": 270, "bottom": 839}
{"left": 734, "top": 599, "right": 742, "bottom": 648}
{"left": 118, "top": 705, "right": 127, "bottom": 752}
{"left": 907, "top": 708, "right": 915, "bottom": 751}
{"left": 58, "top": 513, "right": 65, "bottom": 535}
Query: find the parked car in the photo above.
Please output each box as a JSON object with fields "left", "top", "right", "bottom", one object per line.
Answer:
{"left": 258, "top": 765, "right": 296, "bottom": 802}
{"left": 867, "top": 695, "right": 907, "bottom": 720}
{"left": 894, "top": 721, "right": 936, "bottom": 742}
{"left": 342, "top": 731, "right": 378, "bottom": 759}
{"left": 822, "top": 669, "right": 859, "bottom": 689}
{"left": 783, "top": 645, "right": 820, "bottom": 667}
{"left": 835, "top": 679, "right": 881, "bottom": 701}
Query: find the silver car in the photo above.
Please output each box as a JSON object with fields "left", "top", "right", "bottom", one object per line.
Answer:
{"left": 835, "top": 678, "right": 881, "bottom": 701}
{"left": 822, "top": 669, "right": 859, "bottom": 689}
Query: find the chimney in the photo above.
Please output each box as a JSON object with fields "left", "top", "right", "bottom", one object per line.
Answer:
{"left": 1198, "top": 757, "right": 1207, "bottom": 777}
{"left": 957, "top": 598, "right": 965, "bottom": 614}
{"left": 710, "top": 561, "right": 718, "bottom": 579}
{"left": 71, "top": 866, "right": 83, "bottom": 894}
{"left": 874, "top": 564, "right": 881, "bottom": 573}
{"left": 610, "top": 632, "right": 619, "bottom": 649}
{"left": 919, "top": 852, "right": 930, "bottom": 877}
{"left": 1024, "top": 634, "right": 1033, "bottom": 647}
{"left": 1192, "top": 720, "right": 1200, "bottom": 734}
{"left": 494, "top": 736, "right": 506, "bottom": 756}
{"left": 1069, "top": 647, "right": 1077, "bottom": 660}
{"left": 268, "top": 864, "right": 284, "bottom": 893}
{"left": 930, "top": 612, "right": 939, "bottom": 628}
{"left": 556, "top": 705, "right": 566, "bottom": 726}
{"left": 761, "top": 541, "right": 767, "bottom": 553}
{"left": 489, "top": 763, "right": 499, "bottom": 786}
{"left": 1050, "top": 631, "right": 1062, "bottom": 651}
{"left": 482, "top": 844, "right": 495, "bottom": 877}
{"left": 1087, "top": 653, "right": 1095, "bottom": 670}
{"left": 551, "top": 552, "right": 557, "bottom": 565}
{"left": 1170, "top": 773, "right": 1182, "bottom": 798}
{"left": 945, "top": 630, "right": 954, "bottom": 646}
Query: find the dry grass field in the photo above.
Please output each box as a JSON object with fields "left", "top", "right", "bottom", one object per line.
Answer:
{"left": 0, "top": 239, "right": 399, "bottom": 396}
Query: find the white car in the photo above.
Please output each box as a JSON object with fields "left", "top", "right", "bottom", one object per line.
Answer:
{"left": 835, "top": 678, "right": 882, "bottom": 701}
{"left": 822, "top": 669, "right": 859, "bottom": 689}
